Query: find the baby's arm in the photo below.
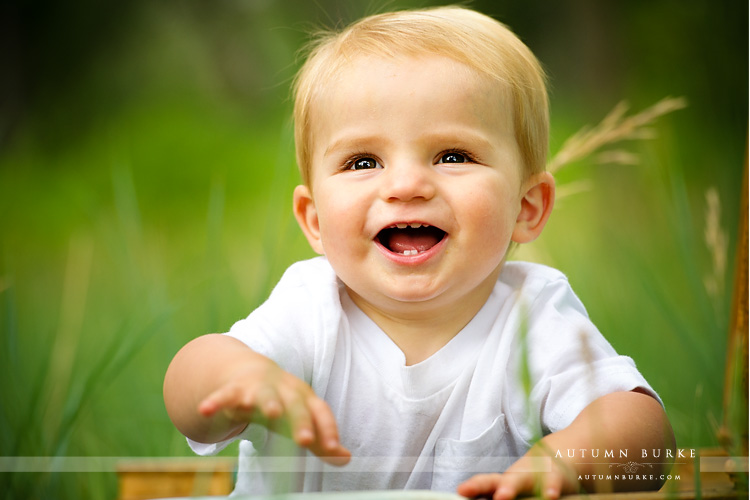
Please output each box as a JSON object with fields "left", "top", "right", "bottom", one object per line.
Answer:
{"left": 163, "top": 334, "right": 351, "bottom": 465}
{"left": 457, "top": 390, "right": 675, "bottom": 500}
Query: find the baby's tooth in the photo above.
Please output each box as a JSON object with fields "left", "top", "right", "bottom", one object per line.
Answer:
{"left": 409, "top": 223, "right": 422, "bottom": 229}
{"left": 396, "top": 223, "right": 408, "bottom": 229}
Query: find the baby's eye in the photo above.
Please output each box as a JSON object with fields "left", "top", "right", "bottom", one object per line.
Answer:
{"left": 347, "top": 157, "right": 382, "bottom": 170}
{"left": 437, "top": 151, "right": 469, "bottom": 164}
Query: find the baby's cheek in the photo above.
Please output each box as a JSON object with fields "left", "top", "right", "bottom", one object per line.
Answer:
{"left": 472, "top": 196, "right": 516, "bottom": 238}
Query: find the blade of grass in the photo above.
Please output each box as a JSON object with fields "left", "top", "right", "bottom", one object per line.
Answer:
{"left": 665, "top": 163, "right": 728, "bottom": 332}
{"left": 205, "top": 176, "right": 226, "bottom": 331}
{"left": 42, "top": 233, "right": 94, "bottom": 449}
{"left": 624, "top": 245, "right": 723, "bottom": 373}
{"left": 2, "top": 280, "right": 56, "bottom": 457}
{"left": 110, "top": 162, "right": 145, "bottom": 293}
{"left": 51, "top": 304, "right": 177, "bottom": 458}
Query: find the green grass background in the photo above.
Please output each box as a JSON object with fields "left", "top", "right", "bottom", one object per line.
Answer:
{"left": 1, "top": 0, "right": 747, "bottom": 498}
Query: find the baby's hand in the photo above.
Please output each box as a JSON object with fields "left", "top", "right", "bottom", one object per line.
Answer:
{"left": 456, "top": 450, "right": 578, "bottom": 500}
{"left": 198, "top": 356, "right": 351, "bottom": 466}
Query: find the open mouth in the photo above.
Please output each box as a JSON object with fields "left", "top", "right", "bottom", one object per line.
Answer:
{"left": 375, "top": 223, "right": 447, "bottom": 256}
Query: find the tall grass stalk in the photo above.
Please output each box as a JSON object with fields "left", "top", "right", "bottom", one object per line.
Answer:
{"left": 205, "top": 176, "right": 227, "bottom": 332}
{"left": 42, "top": 234, "right": 94, "bottom": 453}
{"left": 702, "top": 187, "right": 728, "bottom": 312}
{"left": 547, "top": 97, "right": 688, "bottom": 175}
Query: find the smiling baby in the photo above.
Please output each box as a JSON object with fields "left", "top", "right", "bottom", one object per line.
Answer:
{"left": 164, "top": 7, "right": 675, "bottom": 499}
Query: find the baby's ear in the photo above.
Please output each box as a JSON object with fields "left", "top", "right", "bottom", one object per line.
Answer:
{"left": 293, "top": 185, "right": 325, "bottom": 254}
{"left": 511, "top": 172, "right": 555, "bottom": 244}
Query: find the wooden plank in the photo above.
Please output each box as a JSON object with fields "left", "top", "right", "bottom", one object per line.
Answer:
{"left": 116, "top": 459, "right": 234, "bottom": 500}
{"left": 719, "top": 147, "right": 749, "bottom": 457}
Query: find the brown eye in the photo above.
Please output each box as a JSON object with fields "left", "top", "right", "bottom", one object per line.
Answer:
{"left": 439, "top": 152, "right": 467, "bottom": 164}
{"left": 349, "top": 157, "right": 382, "bottom": 170}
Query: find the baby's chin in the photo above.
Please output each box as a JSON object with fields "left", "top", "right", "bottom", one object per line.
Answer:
{"left": 344, "top": 279, "right": 445, "bottom": 309}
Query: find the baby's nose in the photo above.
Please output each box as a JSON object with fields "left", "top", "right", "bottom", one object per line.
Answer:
{"left": 381, "top": 164, "right": 437, "bottom": 202}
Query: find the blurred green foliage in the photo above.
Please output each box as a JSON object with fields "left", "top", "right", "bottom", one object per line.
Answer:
{"left": 1, "top": 0, "right": 747, "bottom": 498}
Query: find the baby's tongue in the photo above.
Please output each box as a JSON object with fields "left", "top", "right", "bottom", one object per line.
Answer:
{"left": 388, "top": 230, "right": 441, "bottom": 254}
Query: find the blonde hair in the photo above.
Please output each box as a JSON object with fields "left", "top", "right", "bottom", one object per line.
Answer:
{"left": 293, "top": 6, "right": 549, "bottom": 186}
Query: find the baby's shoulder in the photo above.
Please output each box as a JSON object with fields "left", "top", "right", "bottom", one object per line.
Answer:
{"left": 500, "top": 260, "right": 569, "bottom": 289}
{"left": 499, "top": 261, "right": 589, "bottom": 319}
{"left": 239, "top": 257, "right": 341, "bottom": 333}
{"left": 265, "top": 257, "right": 342, "bottom": 310}
{"left": 269, "top": 257, "right": 338, "bottom": 294}
{"left": 277, "top": 256, "right": 339, "bottom": 288}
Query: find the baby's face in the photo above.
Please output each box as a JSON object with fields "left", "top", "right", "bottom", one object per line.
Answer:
{"left": 295, "top": 54, "right": 529, "bottom": 317}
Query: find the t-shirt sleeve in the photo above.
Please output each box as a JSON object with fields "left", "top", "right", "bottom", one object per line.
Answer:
{"left": 188, "top": 423, "right": 268, "bottom": 456}
{"left": 187, "top": 258, "right": 342, "bottom": 456}
{"left": 522, "top": 271, "right": 660, "bottom": 435}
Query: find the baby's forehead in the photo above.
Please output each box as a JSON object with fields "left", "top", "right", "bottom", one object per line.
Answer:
{"left": 313, "top": 53, "right": 507, "bottom": 111}
{"left": 305, "top": 55, "right": 516, "bottom": 154}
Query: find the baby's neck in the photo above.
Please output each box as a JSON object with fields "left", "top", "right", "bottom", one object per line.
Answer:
{"left": 371, "top": 310, "right": 465, "bottom": 366}
{"left": 345, "top": 275, "right": 497, "bottom": 366}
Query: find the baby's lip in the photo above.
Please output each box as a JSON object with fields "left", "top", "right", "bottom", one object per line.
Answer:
{"left": 375, "top": 222, "right": 448, "bottom": 256}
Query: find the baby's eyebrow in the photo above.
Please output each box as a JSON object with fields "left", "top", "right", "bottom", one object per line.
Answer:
{"left": 324, "top": 130, "right": 496, "bottom": 158}
{"left": 323, "top": 134, "right": 388, "bottom": 157}
{"left": 420, "top": 131, "right": 495, "bottom": 152}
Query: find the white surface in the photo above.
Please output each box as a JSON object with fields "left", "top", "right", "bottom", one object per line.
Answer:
{"left": 166, "top": 492, "right": 465, "bottom": 500}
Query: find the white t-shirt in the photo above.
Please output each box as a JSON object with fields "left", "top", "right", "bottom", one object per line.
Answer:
{"left": 189, "top": 257, "right": 657, "bottom": 495}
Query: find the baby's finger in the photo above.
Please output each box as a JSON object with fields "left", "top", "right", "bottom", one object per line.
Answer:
{"left": 540, "top": 472, "right": 564, "bottom": 500}
{"left": 276, "top": 387, "right": 316, "bottom": 446}
{"left": 308, "top": 397, "right": 351, "bottom": 465}
{"left": 252, "top": 384, "right": 283, "bottom": 420}
{"left": 491, "top": 472, "right": 533, "bottom": 500}
{"left": 461, "top": 471, "right": 540, "bottom": 500}
{"left": 199, "top": 384, "right": 248, "bottom": 417}
{"left": 456, "top": 473, "right": 504, "bottom": 498}
{"left": 308, "top": 397, "right": 341, "bottom": 450}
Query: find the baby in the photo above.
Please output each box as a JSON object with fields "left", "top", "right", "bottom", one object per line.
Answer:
{"left": 164, "top": 6, "right": 675, "bottom": 499}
